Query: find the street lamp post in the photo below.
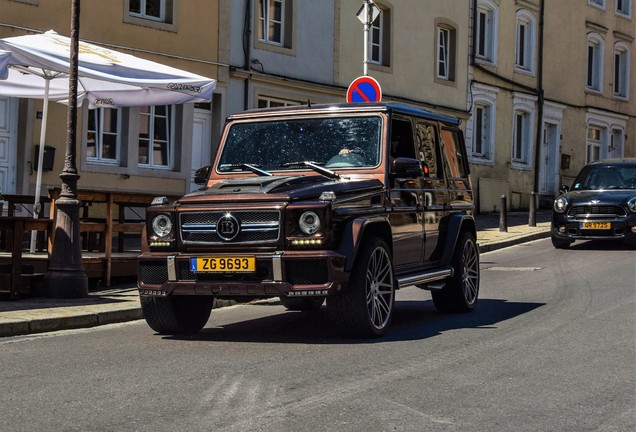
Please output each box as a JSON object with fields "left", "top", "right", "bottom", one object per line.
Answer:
{"left": 45, "top": 0, "right": 88, "bottom": 298}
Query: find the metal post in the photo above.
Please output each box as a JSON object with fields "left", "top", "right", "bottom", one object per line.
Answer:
{"left": 363, "top": 0, "right": 370, "bottom": 76}
{"left": 45, "top": 0, "right": 88, "bottom": 298}
{"left": 499, "top": 195, "right": 508, "bottom": 232}
{"left": 529, "top": 191, "right": 537, "bottom": 227}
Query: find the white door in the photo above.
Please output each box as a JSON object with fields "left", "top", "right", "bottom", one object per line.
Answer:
{"left": 190, "top": 108, "right": 212, "bottom": 191}
{"left": 539, "top": 122, "right": 559, "bottom": 196}
{"left": 0, "top": 97, "right": 18, "bottom": 196}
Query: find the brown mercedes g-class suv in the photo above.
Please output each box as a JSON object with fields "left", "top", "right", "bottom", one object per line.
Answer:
{"left": 138, "top": 102, "right": 479, "bottom": 338}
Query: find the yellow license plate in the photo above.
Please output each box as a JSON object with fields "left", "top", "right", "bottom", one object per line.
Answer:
{"left": 191, "top": 257, "right": 256, "bottom": 272}
{"left": 581, "top": 222, "right": 611, "bottom": 229}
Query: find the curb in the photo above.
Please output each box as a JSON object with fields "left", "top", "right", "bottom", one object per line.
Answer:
{"left": 478, "top": 230, "right": 551, "bottom": 253}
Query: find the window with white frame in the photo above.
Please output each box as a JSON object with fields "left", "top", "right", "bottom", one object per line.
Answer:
{"left": 129, "top": 0, "right": 169, "bottom": 22}
{"left": 586, "top": 126, "right": 603, "bottom": 163}
{"left": 138, "top": 105, "right": 173, "bottom": 168}
{"left": 613, "top": 43, "right": 629, "bottom": 98}
{"left": 436, "top": 25, "right": 456, "bottom": 81}
{"left": 473, "top": 103, "right": 493, "bottom": 159}
{"left": 86, "top": 108, "right": 120, "bottom": 163}
{"left": 475, "top": 0, "right": 498, "bottom": 64}
{"left": 258, "top": 0, "right": 285, "bottom": 45}
{"left": 512, "top": 110, "right": 532, "bottom": 165}
{"left": 616, "top": 0, "right": 631, "bottom": 16}
{"left": 515, "top": 10, "right": 536, "bottom": 73}
{"left": 257, "top": 96, "right": 301, "bottom": 108}
{"left": 586, "top": 33, "right": 604, "bottom": 92}
{"left": 366, "top": 4, "right": 390, "bottom": 67}
{"left": 588, "top": 0, "right": 605, "bottom": 8}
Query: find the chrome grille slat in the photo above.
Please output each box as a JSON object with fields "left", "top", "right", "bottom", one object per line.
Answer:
{"left": 180, "top": 210, "right": 281, "bottom": 244}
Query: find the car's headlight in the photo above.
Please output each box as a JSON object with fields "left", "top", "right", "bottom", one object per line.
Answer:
{"left": 628, "top": 196, "right": 636, "bottom": 213}
{"left": 554, "top": 196, "right": 568, "bottom": 213}
{"left": 299, "top": 211, "right": 321, "bottom": 234}
{"left": 151, "top": 214, "right": 173, "bottom": 238}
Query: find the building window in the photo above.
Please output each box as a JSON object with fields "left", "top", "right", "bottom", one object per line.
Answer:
{"left": 473, "top": 103, "right": 493, "bottom": 159}
{"left": 436, "top": 25, "right": 456, "bottom": 81}
{"left": 613, "top": 43, "right": 629, "bottom": 98}
{"left": 367, "top": 4, "right": 390, "bottom": 67}
{"left": 515, "top": 11, "right": 536, "bottom": 73}
{"left": 139, "top": 105, "right": 173, "bottom": 168}
{"left": 513, "top": 111, "right": 531, "bottom": 165}
{"left": 87, "top": 108, "right": 120, "bottom": 164}
{"left": 586, "top": 34, "right": 604, "bottom": 92}
{"left": 258, "top": 0, "right": 284, "bottom": 45}
{"left": 129, "top": 0, "right": 169, "bottom": 22}
{"left": 587, "top": 126, "right": 603, "bottom": 163}
{"left": 257, "top": 96, "right": 301, "bottom": 108}
{"left": 475, "top": 0, "right": 498, "bottom": 64}
{"left": 616, "top": 0, "right": 631, "bottom": 16}
{"left": 588, "top": 0, "right": 605, "bottom": 8}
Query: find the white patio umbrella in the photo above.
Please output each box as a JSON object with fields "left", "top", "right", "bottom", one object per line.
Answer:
{"left": 0, "top": 30, "right": 216, "bottom": 251}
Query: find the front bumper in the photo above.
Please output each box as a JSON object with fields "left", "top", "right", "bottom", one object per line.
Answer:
{"left": 138, "top": 250, "right": 349, "bottom": 298}
{"left": 552, "top": 212, "right": 636, "bottom": 241}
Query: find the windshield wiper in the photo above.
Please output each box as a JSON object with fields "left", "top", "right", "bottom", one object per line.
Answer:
{"left": 221, "top": 163, "right": 272, "bottom": 176}
{"left": 279, "top": 161, "right": 340, "bottom": 180}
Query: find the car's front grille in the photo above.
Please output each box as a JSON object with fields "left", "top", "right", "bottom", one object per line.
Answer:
{"left": 180, "top": 210, "right": 281, "bottom": 244}
{"left": 568, "top": 205, "right": 626, "bottom": 217}
{"left": 285, "top": 260, "right": 328, "bottom": 285}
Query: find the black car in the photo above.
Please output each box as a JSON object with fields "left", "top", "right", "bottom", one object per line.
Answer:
{"left": 551, "top": 159, "right": 636, "bottom": 248}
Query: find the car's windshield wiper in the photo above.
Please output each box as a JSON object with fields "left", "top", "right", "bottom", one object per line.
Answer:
{"left": 221, "top": 163, "right": 272, "bottom": 176}
{"left": 279, "top": 161, "right": 340, "bottom": 180}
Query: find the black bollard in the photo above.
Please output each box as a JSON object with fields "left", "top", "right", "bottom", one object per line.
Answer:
{"left": 529, "top": 191, "right": 536, "bottom": 227}
{"left": 499, "top": 195, "right": 508, "bottom": 232}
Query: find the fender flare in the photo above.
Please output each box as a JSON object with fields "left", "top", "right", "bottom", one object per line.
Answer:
{"left": 337, "top": 216, "right": 392, "bottom": 271}
{"left": 440, "top": 214, "right": 477, "bottom": 265}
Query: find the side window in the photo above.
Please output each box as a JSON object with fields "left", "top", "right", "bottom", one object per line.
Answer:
{"left": 441, "top": 128, "right": 468, "bottom": 179}
{"left": 415, "top": 121, "right": 440, "bottom": 178}
{"left": 390, "top": 118, "right": 415, "bottom": 159}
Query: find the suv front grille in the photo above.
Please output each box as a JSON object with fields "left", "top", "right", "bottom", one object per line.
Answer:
{"left": 568, "top": 205, "right": 626, "bottom": 217}
{"left": 180, "top": 210, "right": 281, "bottom": 244}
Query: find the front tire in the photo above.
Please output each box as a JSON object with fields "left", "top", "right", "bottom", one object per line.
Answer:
{"left": 327, "top": 237, "right": 395, "bottom": 338}
{"left": 432, "top": 232, "right": 479, "bottom": 313}
{"left": 141, "top": 295, "right": 213, "bottom": 335}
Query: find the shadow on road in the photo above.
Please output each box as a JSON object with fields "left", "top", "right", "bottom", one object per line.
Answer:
{"left": 165, "top": 298, "right": 544, "bottom": 344}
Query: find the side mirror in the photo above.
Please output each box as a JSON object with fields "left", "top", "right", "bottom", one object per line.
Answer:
{"left": 391, "top": 157, "right": 423, "bottom": 178}
{"left": 194, "top": 165, "right": 211, "bottom": 185}
{"left": 559, "top": 184, "right": 570, "bottom": 194}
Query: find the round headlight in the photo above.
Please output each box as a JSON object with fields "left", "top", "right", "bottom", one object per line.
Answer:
{"left": 628, "top": 196, "right": 636, "bottom": 213}
{"left": 152, "top": 214, "right": 173, "bottom": 237}
{"left": 554, "top": 196, "right": 568, "bottom": 213}
{"left": 299, "top": 211, "right": 321, "bottom": 235}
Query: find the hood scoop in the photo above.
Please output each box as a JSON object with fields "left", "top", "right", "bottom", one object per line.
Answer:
{"left": 207, "top": 176, "right": 327, "bottom": 195}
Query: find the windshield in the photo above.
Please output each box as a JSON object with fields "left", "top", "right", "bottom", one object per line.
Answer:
{"left": 572, "top": 165, "right": 636, "bottom": 190}
{"left": 217, "top": 116, "right": 382, "bottom": 173}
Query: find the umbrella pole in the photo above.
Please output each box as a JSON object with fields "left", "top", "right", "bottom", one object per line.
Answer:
{"left": 29, "top": 78, "right": 50, "bottom": 253}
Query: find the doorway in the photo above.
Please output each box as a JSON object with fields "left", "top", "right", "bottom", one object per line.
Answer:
{"left": 190, "top": 108, "right": 212, "bottom": 191}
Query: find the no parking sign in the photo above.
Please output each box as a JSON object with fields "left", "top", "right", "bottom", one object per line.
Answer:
{"left": 346, "top": 76, "right": 382, "bottom": 103}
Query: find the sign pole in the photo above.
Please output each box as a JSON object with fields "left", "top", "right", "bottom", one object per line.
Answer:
{"left": 363, "top": 0, "right": 370, "bottom": 76}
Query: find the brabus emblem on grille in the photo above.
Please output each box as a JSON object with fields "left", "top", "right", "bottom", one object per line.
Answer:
{"left": 590, "top": 199, "right": 600, "bottom": 204}
{"left": 217, "top": 214, "right": 240, "bottom": 241}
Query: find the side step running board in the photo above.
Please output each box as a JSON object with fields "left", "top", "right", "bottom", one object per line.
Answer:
{"left": 396, "top": 267, "right": 453, "bottom": 290}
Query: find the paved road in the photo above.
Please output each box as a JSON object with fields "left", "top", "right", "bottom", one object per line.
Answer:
{"left": 1, "top": 238, "right": 634, "bottom": 432}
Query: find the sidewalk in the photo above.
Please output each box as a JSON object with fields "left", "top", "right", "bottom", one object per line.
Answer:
{"left": 0, "top": 211, "right": 552, "bottom": 337}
